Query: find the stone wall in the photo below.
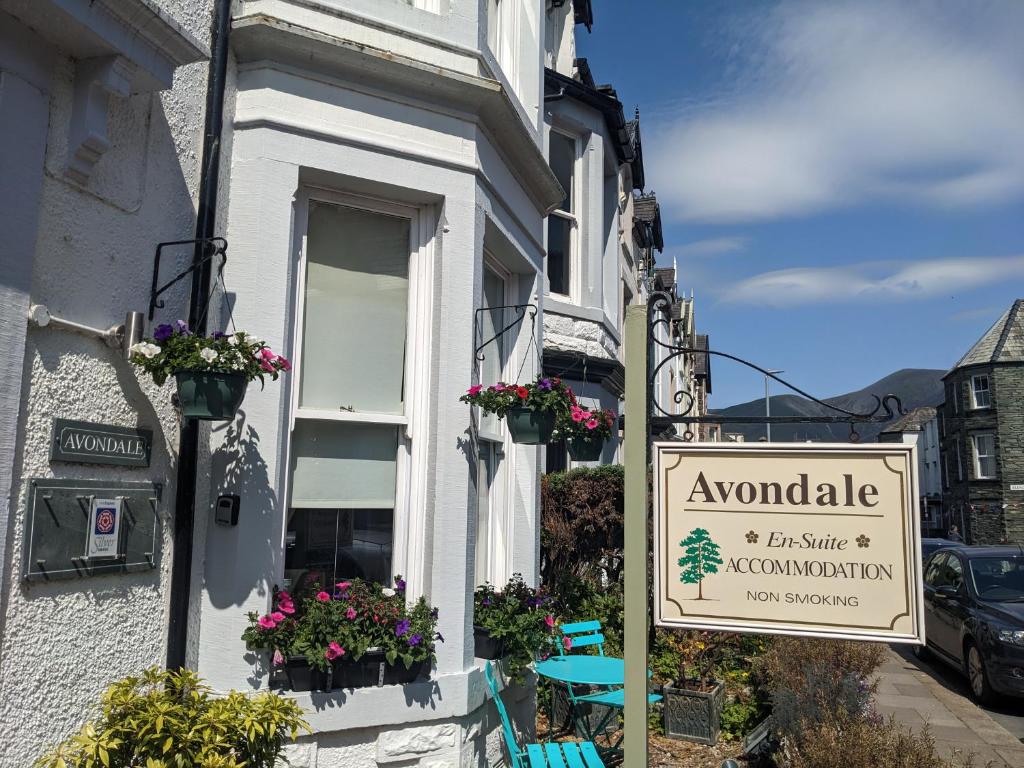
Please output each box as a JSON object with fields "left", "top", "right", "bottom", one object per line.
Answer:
{"left": 996, "top": 365, "right": 1024, "bottom": 542}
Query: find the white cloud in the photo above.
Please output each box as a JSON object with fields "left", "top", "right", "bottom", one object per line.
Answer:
{"left": 722, "top": 254, "right": 1024, "bottom": 306}
{"left": 648, "top": 1, "right": 1024, "bottom": 223}
{"left": 672, "top": 236, "right": 748, "bottom": 257}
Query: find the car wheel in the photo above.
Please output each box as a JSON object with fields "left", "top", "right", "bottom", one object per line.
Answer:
{"left": 912, "top": 642, "right": 931, "bottom": 661}
{"left": 966, "top": 642, "right": 995, "bottom": 705}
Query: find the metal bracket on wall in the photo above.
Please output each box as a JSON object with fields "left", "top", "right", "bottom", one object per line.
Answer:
{"left": 148, "top": 237, "right": 228, "bottom": 321}
{"left": 474, "top": 303, "right": 537, "bottom": 363}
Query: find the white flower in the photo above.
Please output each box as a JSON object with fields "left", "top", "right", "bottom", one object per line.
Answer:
{"left": 199, "top": 348, "right": 218, "bottom": 363}
{"left": 243, "top": 333, "right": 261, "bottom": 346}
{"left": 227, "top": 335, "right": 240, "bottom": 346}
{"left": 381, "top": 588, "right": 396, "bottom": 597}
{"left": 131, "top": 342, "right": 161, "bottom": 359}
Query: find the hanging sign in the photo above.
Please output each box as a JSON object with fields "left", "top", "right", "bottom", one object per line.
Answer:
{"left": 50, "top": 419, "right": 152, "bottom": 467}
{"left": 653, "top": 443, "right": 924, "bottom": 643}
{"left": 86, "top": 497, "right": 123, "bottom": 560}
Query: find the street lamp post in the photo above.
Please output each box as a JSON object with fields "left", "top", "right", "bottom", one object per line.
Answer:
{"left": 765, "top": 369, "right": 784, "bottom": 442}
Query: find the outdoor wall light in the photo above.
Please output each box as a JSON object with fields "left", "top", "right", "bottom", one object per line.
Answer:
{"left": 29, "top": 304, "right": 145, "bottom": 359}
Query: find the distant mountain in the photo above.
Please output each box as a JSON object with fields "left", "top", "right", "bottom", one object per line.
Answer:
{"left": 712, "top": 368, "right": 946, "bottom": 443}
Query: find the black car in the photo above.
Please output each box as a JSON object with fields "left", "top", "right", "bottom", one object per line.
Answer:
{"left": 921, "top": 538, "right": 962, "bottom": 560}
{"left": 918, "top": 544, "right": 1024, "bottom": 702}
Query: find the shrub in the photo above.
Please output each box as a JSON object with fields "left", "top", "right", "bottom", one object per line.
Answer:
{"left": 541, "top": 465, "right": 624, "bottom": 592}
{"left": 474, "top": 575, "right": 557, "bottom": 680}
{"left": 784, "top": 711, "right": 974, "bottom": 768}
{"left": 756, "top": 636, "right": 885, "bottom": 702}
{"left": 35, "top": 668, "right": 308, "bottom": 768}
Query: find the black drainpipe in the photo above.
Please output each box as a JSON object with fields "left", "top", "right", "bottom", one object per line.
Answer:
{"left": 166, "top": 0, "right": 232, "bottom": 671}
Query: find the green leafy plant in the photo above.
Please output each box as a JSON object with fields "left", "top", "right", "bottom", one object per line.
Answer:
{"left": 34, "top": 667, "right": 308, "bottom": 768}
{"left": 130, "top": 321, "right": 290, "bottom": 387}
{"left": 554, "top": 389, "right": 616, "bottom": 443}
{"left": 460, "top": 375, "right": 572, "bottom": 418}
{"left": 474, "top": 574, "right": 557, "bottom": 681}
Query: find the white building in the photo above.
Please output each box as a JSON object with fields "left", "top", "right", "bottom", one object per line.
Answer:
{"left": 0, "top": 0, "right": 606, "bottom": 765}
{"left": 878, "top": 406, "right": 943, "bottom": 536}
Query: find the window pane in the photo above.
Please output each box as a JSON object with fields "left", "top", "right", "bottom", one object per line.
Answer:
{"left": 480, "top": 267, "right": 506, "bottom": 434}
{"left": 547, "top": 216, "right": 571, "bottom": 295}
{"left": 549, "top": 133, "right": 575, "bottom": 213}
{"left": 475, "top": 445, "right": 495, "bottom": 586}
{"left": 301, "top": 202, "right": 410, "bottom": 413}
{"left": 290, "top": 421, "right": 398, "bottom": 509}
{"left": 285, "top": 508, "right": 393, "bottom": 588}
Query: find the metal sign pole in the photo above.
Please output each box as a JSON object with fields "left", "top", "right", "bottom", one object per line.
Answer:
{"left": 623, "top": 304, "right": 649, "bottom": 766}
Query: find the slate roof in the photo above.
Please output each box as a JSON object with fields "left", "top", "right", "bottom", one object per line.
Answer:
{"left": 573, "top": 0, "right": 593, "bottom": 31}
{"left": 545, "top": 65, "right": 633, "bottom": 165}
{"left": 624, "top": 112, "right": 645, "bottom": 191}
{"left": 879, "top": 406, "right": 937, "bottom": 434}
{"left": 633, "top": 192, "right": 663, "bottom": 251}
{"left": 951, "top": 299, "right": 1024, "bottom": 370}
{"left": 693, "top": 334, "right": 711, "bottom": 393}
{"left": 653, "top": 267, "right": 675, "bottom": 292}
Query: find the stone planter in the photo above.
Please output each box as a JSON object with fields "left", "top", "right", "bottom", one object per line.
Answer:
{"left": 567, "top": 437, "right": 604, "bottom": 461}
{"left": 174, "top": 371, "right": 247, "bottom": 420}
{"left": 284, "top": 655, "right": 329, "bottom": 692}
{"left": 662, "top": 679, "right": 724, "bottom": 745}
{"left": 473, "top": 626, "right": 505, "bottom": 659}
{"left": 505, "top": 407, "right": 556, "bottom": 444}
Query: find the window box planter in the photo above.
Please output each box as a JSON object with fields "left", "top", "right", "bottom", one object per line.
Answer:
{"left": 473, "top": 625, "right": 506, "bottom": 659}
{"left": 567, "top": 437, "right": 604, "bottom": 461}
{"left": 174, "top": 371, "right": 248, "bottom": 421}
{"left": 333, "top": 649, "right": 427, "bottom": 688}
{"left": 284, "top": 655, "right": 329, "bottom": 692}
{"left": 662, "top": 679, "right": 724, "bottom": 745}
{"left": 506, "top": 407, "right": 557, "bottom": 444}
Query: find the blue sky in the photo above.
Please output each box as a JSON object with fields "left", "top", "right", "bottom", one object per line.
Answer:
{"left": 577, "top": 0, "right": 1024, "bottom": 407}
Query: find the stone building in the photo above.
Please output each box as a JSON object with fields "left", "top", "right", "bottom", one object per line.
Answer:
{"left": 938, "top": 299, "right": 1024, "bottom": 543}
{"left": 879, "top": 406, "right": 943, "bottom": 536}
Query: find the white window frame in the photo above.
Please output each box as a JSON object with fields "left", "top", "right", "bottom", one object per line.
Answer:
{"left": 971, "top": 374, "right": 991, "bottom": 409}
{"left": 474, "top": 254, "right": 515, "bottom": 586}
{"left": 487, "top": 0, "right": 519, "bottom": 93}
{"left": 286, "top": 188, "right": 436, "bottom": 598}
{"left": 973, "top": 433, "right": 997, "bottom": 480}
{"left": 547, "top": 128, "right": 582, "bottom": 302}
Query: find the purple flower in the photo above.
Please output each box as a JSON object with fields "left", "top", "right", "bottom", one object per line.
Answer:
{"left": 539, "top": 378, "right": 552, "bottom": 390}
{"left": 430, "top": 608, "right": 439, "bottom": 619}
{"left": 395, "top": 619, "right": 411, "bottom": 637}
{"left": 435, "top": 632, "right": 445, "bottom": 643}
{"left": 481, "top": 597, "right": 492, "bottom": 607}
{"left": 174, "top": 320, "right": 190, "bottom": 335}
{"left": 211, "top": 331, "right": 228, "bottom": 339}
{"left": 395, "top": 578, "right": 406, "bottom": 593}
{"left": 408, "top": 633, "right": 422, "bottom": 647}
{"left": 153, "top": 324, "right": 174, "bottom": 342}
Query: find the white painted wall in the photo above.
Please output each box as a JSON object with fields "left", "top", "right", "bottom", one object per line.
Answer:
{"left": 0, "top": 2, "right": 211, "bottom": 765}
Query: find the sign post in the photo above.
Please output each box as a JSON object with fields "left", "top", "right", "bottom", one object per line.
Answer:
{"left": 623, "top": 304, "right": 649, "bottom": 767}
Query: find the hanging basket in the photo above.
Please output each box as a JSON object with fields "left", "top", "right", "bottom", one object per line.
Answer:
{"left": 174, "top": 371, "right": 248, "bottom": 421}
{"left": 567, "top": 437, "right": 604, "bottom": 461}
{"left": 505, "top": 407, "right": 556, "bottom": 444}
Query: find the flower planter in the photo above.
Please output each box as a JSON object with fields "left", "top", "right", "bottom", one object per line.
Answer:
{"left": 506, "top": 407, "right": 556, "bottom": 444}
{"left": 174, "top": 371, "right": 247, "bottom": 421}
{"left": 567, "top": 437, "right": 604, "bottom": 461}
{"left": 382, "top": 659, "right": 426, "bottom": 685}
{"left": 284, "top": 655, "right": 329, "bottom": 692}
{"left": 473, "top": 626, "right": 506, "bottom": 659}
{"left": 330, "top": 656, "right": 379, "bottom": 690}
{"left": 662, "top": 679, "right": 725, "bottom": 745}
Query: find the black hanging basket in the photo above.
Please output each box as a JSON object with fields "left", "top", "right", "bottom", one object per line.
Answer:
{"left": 567, "top": 437, "right": 604, "bottom": 461}
{"left": 506, "top": 407, "right": 556, "bottom": 444}
{"left": 174, "top": 371, "right": 247, "bottom": 421}
{"left": 473, "top": 626, "right": 506, "bottom": 659}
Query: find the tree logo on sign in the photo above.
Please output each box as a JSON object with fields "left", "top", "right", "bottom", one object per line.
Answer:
{"left": 678, "top": 527, "right": 723, "bottom": 600}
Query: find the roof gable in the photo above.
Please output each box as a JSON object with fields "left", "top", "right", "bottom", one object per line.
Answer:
{"left": 951, "top": 299, "right": 1024, "bottom": 370}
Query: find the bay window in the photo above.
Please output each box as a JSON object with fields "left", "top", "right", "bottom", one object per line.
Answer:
{"left": 547, "top": 130, "right": 579, "bottom": 298}
{"left": 285, "top": 194, "right": 426, "bottom": 592}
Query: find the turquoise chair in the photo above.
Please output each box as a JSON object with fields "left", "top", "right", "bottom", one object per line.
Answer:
{"left": 557, "top": 620, "right": 606, "bottom": 655}
{"left": 483, "top": 661, "right": 605, "bottom": 768}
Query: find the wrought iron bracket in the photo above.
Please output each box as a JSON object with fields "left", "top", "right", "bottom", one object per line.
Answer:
{"left": 148, "top": 237, "right": 228, "bottom": 320}
{"left": 474, "top": 303, "right": 537, "bottom": 362}
{"left": 645, "top": 291, "right": 906, "bottom": 434}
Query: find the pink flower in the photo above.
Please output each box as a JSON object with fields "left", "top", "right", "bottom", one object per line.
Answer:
{"left": 278, "top": 601, "right": 295, "bottom": 615}
{"left": 277, "top": 591, "right": 292, "bottom": 601}
{"left": 467, "top": 384, "right": 483, "bottom": 396}
{"left": 276, "top": 355, "right": 291, "bottom": 371}
{"left": 335, "top": 581, "right": 351, "bottom": 591}
{"left": 325, "top": 642, "right": 345, "bottom": 661}
{"left": 272, "top": 649, "right": 285, "bottom": 666}
{"left": 257, "top": 615, "right": 277, "bottom": 630}
{"left": 544, "top": 615, "right": 555, "bottom": 628}
{"left": 346, "top": 606, "right": 357, "bottom": 620}
{"left": 585, "top": 419, "right": 599, "bottom": 430}
{"left": 316, "top": 591, "right": 331, "bottom": 602}
{"left": 562, "top": 637, "right": 573, "bottom": 651}
{"left": 270, "top": 611, "right": 285, "bottom": 622}
{"left": 259, "top": 348, "right": 276, "bottom": 361}
{"left": 494, "top": 383, "right": 506, "bottom": 391}
{"left": 260, "top": 360, "right": 275, "bottom": 373}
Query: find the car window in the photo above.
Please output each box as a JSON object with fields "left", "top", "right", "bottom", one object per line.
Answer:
{"left": 945, "top": 555, "right": 964, "bottom": 591}
{"left": 969, "top": 556, "right": 1024, "bottom": 601}
{"left": 924, "top": 553, "right": 947, "bottom": 587}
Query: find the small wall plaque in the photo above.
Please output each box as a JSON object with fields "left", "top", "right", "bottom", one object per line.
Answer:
{"left": 50, "top": 419, "right": 152, "bottom": 468}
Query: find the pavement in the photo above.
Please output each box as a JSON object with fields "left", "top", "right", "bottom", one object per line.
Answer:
{"left": 875, "top": 646, "right": 1024, "bottom": 767}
